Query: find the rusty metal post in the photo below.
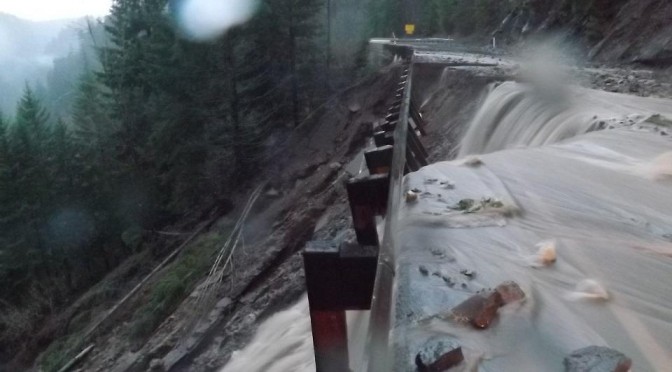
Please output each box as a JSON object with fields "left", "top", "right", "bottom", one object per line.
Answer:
{"left": 309, "top": 310, "right": 349, "bottom": 372}
{"left": 303, "top": 241, "right": 378, "bottom": 372}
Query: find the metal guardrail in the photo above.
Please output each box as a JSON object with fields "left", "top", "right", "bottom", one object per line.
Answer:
{"left": 303, "top": 45, "right": 427, "bottom": 372}
{"left": 364, "top": 58, "right": 413, "bottom": 372}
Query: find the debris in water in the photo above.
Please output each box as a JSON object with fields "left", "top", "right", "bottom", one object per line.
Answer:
{"left": 535, "top": 240, "right": 557, "bottom": 266}
{"left": 460, "top": 269, "right": 475, "bottom": 279}
{"left": 472, "top": 292, "right": 504, "bottom": 329}
{"left": 406, "top": 190, "right": 419, "bottom": 202}
{"left": 566, "top": 279, "right": 609, "bottom": 301}
{"left": 495, "top": 281, "right": 526, "bottom": 304}
{"left": 419, "top": 265, "right": 429, "bottom": 276}
{"left": 459, "top": 156, "right": 483, "bottom": 167}
{"left": 452, "top": 291, "right": 503, "bottom": 329}
{"left": 441, "top": 181, "right": 456, "bottom": 189}
{"left": 442, "top": 275, "right": 455, "bottom": 287}
{"left": 431, "top": 248, "right": 446, "bottom": 258}
{"left": 646, "top": 113, "right": 672, "bottom": 128}
{"left": 451, "top": 281, "right": 526, "bottom": 329}
{"left": 425, "top": 178, "right": 439, "bottom": 184}
{"left": 450, "top": 197, "right": 511, "bottom": 214}
{"left": 451, "top": 198, "right": 476, "bottom": 211}
{"left": 415, "top": 338, "right": 464, "bottom": 372}
{"left": 564, "top": 346, "right": 632, "bottom": 372}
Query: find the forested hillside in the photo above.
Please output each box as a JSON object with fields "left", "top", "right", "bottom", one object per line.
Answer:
{"left": 0, "top": 0, "right": 356, "bottom": 364}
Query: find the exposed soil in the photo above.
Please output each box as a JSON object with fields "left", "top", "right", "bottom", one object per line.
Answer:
{"left": 25, "top": 62, "right": 403, "bottom": 372}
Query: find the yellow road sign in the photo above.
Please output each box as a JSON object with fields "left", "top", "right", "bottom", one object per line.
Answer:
{"left": 405, "top": 24, "right": 415, "bottom": 35}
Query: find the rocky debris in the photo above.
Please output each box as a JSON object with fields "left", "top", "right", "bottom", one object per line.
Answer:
{"left": 584, "top": 68, "right": 672, "bottom": 98}
{"left": 430, "top": 248, "right": 446, "bottom": 258}
{"left": 442, "top": 275, "right": 456, "bottom": 287}
{"left": 495, "top": 281, "right": 526, "bottom": 304}
{"left": 451, "top": 291, "right": 503, "bottom": 329}
{"left": 415, "top": 338, "right": 464, "bottom": 372}
{"left": 460, "top": 156, "right": 483, "bottom": 167}
{"left": 451, "top": 281, "right": 525, "bottom": 329}
{"left": 419, "top": 265, "right": 429, "bottom": 276}
{"left": 450, "top": 197, "right": 505, "bottom": 214}
{"left": 406, "top": 190, "right": 419, "bottom": 202}
{"left": 451, "top": 198, "right": 475, "bottom": 211}
{"left": 459, "top": 269, "right": 475, "bottom": 279}
{"left": 440, "top": 180, "right": 455, "bottom": 189}
{"left": 563, "top": 346, "right": 632, "bottom": 372}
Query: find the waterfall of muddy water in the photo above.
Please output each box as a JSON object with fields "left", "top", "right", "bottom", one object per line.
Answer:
{"left": 221, "top": 295, "right": 369, "bottom": 372}
{"left": 221, "top": 82, "right": 672, "bottom": 372}
{"left": 393, "top": 82, "right": 672, "bottom": 371}
{"left": 459, "top": 81, "right": 672, "bottom": 156}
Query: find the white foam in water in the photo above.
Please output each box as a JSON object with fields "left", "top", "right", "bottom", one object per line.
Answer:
{"left": 221, "top": 296, "right": 315, "bottom": 372}
{"left": 649, "top": 151, "right": 672, "bottom": 180}
{"left": 392, "top": 81, "right": 672, "bottom": 371}
{"left": 533, "top": 240, "right": 557, "bottom": 267}
{"left": 221, "top": 295, "right": 369, "bottom": 372}
{"left": 566, "top": 279, "right": 610, "bottom": 302}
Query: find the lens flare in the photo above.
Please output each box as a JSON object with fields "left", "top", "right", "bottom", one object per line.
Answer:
{"left": 173, "top": 0, "right": 259, "bottom": 41}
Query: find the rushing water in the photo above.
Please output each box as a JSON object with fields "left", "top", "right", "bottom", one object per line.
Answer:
{"left": 222, "top": 78, "right": 672, "bottom": 371}
{"left": 394, "top": 81, "right": 672, "bottom": 371}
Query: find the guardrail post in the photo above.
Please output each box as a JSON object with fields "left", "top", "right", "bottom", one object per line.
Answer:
{"left": 303, "top": 241, "right": 378, "bottom": 372}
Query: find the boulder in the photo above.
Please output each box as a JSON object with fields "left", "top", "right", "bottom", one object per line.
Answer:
{"left": 415, "top": 338, "right": 464, "bottom": 372}
{"left": 564, "top": 346, "right": 632, "bottom": 372}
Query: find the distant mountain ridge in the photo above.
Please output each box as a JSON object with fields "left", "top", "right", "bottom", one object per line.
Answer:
{"left": 0, "top": 12, "right": 87, "bottom": 114}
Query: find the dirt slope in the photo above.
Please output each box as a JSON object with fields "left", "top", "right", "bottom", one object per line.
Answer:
{"left": 37, "top": 63, "right": 402, "bottom": 372}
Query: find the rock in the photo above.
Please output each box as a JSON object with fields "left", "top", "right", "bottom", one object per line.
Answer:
{"left": 405, "top": 190, "right": 419, "bottom": 202}
{"left": 495, "top": 281, "right": 526, "bottom": 304}
{"left": 461, "top": 156, "right": 483, "bottom": 167}
{"left": 452, "top": 199, "right": 476, "bottom": 211}
{"left": 419, "top": 265, "right": 429, "bottom": 276}
{"left": 415, "top": 338, "right": 464, "bottom": 372}
{"left": 460, "top": 269, "right": 475, "bottom": 278}
{"left": 452, "top": 291, "right": 503, "bottom": 329}
{"left": 472, "top": 292, "right": 503, "bottom": 329}
{"left": 329, "top": 162, "right": 342, "bottom": 170}
{"left": 442, "top": 275, "right": 455, "bottom": 287}
{"left": 440, "top": 180, "right": 456, "bottom": 189}
{"left": 149, "top": 359, "right": 165, "bottom": 371}
{"left": 564, "top": 346, "right": 632, "bottom": 372}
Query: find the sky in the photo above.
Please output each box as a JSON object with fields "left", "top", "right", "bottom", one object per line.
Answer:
{"left": 0, "top": 0, "right": 112, "bottom": 21}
